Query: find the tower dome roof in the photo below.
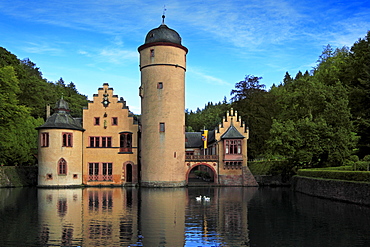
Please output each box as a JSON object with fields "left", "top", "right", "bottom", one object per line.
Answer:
{"left": 144, "top": 16, "right": 182, "bottom": 45}
{"left": 36, "top": 97, "right": 84, "bottom": 131}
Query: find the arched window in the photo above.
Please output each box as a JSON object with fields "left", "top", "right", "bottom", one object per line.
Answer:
{"left": 58, "top": 158, "right": 67, "bottom": 175}
{"left": 120, "top": 132, "right": 133, "bottom": 153}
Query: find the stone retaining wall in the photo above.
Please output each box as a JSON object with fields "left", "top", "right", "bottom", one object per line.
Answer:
{"left": 292, "top": 176, "right": 370, "bottom": 206}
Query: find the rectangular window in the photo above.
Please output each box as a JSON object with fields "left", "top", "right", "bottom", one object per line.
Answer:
{"left": 88, "top": 162, "right": 112, "bottom": 181}
{"left": 89, "top": 137, "right": 100, "bottom": 147}
{"left": 120, "top": 133, "right": 132, "bottom": 152}
{"left": 225, "top": 140, "right": 242, "bottom": 154}
{"left": 62, "top": 133, "right": 73, "bottom": 147}
{"left": 112, "top": 117, "right": 118, "bottom": 126}
{"left": 94, "top": 117, "right": 100, "bottom": 125}
{"left": 41, "top": 132, "right": 49, "bottom": 147}
{"left": 102, "top": 163, "right": 112, "bottom": 176}
{"left": 101, "top": 137, "right": 112, "bottom": 148}
{"left": 150, "top": 49, "right": 155, "bottom": 57}
{"left": 157, "top": 82, "right": 163, "bottom": 89}
{"left": 159, "top": 122, "right": 165, "bottom": 132}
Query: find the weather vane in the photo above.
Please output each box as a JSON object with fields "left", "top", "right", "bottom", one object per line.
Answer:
{"left": 162, "top": 5, "right": 167, "bottom": 24}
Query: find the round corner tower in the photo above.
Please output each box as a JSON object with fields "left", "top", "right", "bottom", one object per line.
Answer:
{"left": 36, "top": 98, "right": 84, "bottom": 187}
{"left": 138, "top": 16, "right": 188, "bottom": 187}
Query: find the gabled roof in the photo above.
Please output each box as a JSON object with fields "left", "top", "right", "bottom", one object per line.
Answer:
{"left": 221, "top": 125, "right": 245, "bottom": 139}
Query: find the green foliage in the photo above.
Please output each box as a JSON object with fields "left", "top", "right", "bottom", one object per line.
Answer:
{"left": 185, "top": 101, "right": 230, "bottom": 131}
{"left": 0, "top": 48, "right": 88, "bottom": 119}
{"left": 266, "top": 71, "right": 355, "bottom": 167}
{"left": 0, "top": 47, "right": 87, "bottom": 165}
{"left": 297, "top": 169, "right": 370, "bottom": 182}
{"left": 194, "top": 170, "right": 211, "bottom": 179}
{"left": 230, "top": 75, "right": 277, "bottom": 159}
{"left": 1, "top": 166, "right": 38, "bottom": 187}
{"left": 315, "top": 166, "right": 352, "bottom": 171}
{"left": 248, "top": 160, "right": 292, "bottom": 176}
{"left": 248, "top": 161, "right": 273, "bottom": 175}
{"left": 0, "top": 66, "right": 44, "bottom": 165}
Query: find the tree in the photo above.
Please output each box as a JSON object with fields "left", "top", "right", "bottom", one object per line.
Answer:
{"left": 230, "top": 75, "right": 277, "bottom": 159}
{"left": 230, "top": 75, "right": 265, "bottom": 101}
{"left": 267, "top": 76, "right": 355, "bottom": 167}
{"left": 346, "top": 31, "right": 370, "bottom": 158}
{"left": 0, "top": 66, "right": 43, "bottom": 165}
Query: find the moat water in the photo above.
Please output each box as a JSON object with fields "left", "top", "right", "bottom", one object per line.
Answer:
{"left": 0, "top": 186, "right": 369, "bottom": 247}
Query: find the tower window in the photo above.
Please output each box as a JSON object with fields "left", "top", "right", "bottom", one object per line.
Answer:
{"left": 62, "top": 133, "right": 73, "bottom": 147}
{"left": 159, "top": 122, "right": 165, "bottom": 132}
{"left": 150, "top": 49, "right": 155, "bottom": 57}
{"left": 157, "top": 82, "right": 163, "bottom": 89}
{"left": 41, "top": 132, "right": 49, "bottom": 147}
{"left": 139, "top": 86, "right": 144, "bottom": 98}
{"left": 58, "top": 158, "right": 67, "bottom": 175}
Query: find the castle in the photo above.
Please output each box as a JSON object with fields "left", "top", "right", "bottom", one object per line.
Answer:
{"left": 36, "top": 17, "right": 258, "bottom": 187}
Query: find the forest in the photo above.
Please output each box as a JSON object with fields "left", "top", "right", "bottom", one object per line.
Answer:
{"left": 187, "top": 31, "right": 370, "bottom": 168}
{"left": 1, "top": 31, "right": 369, "bottom": 168}
{"left": 0, "top": 47, "right": 88, "bottom": 165}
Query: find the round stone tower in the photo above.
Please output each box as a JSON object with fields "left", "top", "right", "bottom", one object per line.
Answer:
{"left": 36, "top": 98, "right": 84, "bottom": 186}
{"left": 138, "top": 16, "right": 188, "bottom": 187}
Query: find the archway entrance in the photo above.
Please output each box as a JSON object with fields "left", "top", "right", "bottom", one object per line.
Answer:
{"left": 126, "top": 163, "right": 132, "bottom": 182}
{"left": 188, "top": 164, "right": 215, "bottom": 184}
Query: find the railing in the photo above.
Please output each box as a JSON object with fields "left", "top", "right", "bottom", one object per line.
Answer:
{"left": 88, "top": 175, "right": 113, "bottom": 181}
{"left": 185, "top": 155, "right": 218, "bottom": 161}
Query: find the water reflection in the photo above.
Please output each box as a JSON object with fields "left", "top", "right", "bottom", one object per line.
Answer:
{"left": 1, "top": 187, "right": 370, "bottom": 246}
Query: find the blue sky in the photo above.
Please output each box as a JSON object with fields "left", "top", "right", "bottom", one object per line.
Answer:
{"left": 1, "top": 0, "right": 369, "bottom": 114}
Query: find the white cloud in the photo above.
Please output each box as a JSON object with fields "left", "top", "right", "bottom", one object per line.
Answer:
{"left": 189, "top": 67, "right": 231, "bottom": 86}
{"left": 22, "top": 42, "right": 62, "bottom": 55}
{"left": 99, "top": 48, "right": 138, "bottom": 64}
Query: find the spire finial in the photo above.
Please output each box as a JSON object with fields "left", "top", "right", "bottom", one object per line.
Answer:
{"left": 162, "top": 5, "right": 166, "bottom": 24}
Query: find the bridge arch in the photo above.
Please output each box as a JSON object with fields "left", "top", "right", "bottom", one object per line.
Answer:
{"left": 186, "top": 162, "right": 218, "bottom": 184}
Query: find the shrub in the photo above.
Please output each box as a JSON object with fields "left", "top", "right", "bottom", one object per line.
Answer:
{"left": 297, "top": 169, "right": 370, "bottom": 182}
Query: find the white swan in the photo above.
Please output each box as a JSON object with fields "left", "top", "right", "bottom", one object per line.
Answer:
{"left": 203, "top": 196, "right": 210, "bottom": 201}
{"left": 196, "top": 195, "right": 202, "bottom": 201}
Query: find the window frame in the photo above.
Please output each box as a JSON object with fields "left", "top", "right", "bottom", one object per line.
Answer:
{"left": 120, "top": 132, "right": 133, "bottom": 153}
{"left": 159, "top": 122, "right": 165, "bottom": 132}
{"left": 58, "top": 158, "right": 67, "bottom": 175}
{"left": 101, "top": 136, "right": 112, "bottom": 148}
{"left": 225, "top": 139, "right": 242, "bottom": 154}
{"left": 94, "top": 117, "right": 100, "bottom": 126}
{"left": 62, "top": 132, "right": 73, "bottom": 147}
{"left": 112, "top": 117, "right": 118, "bottom": 126}
{"left": 40, "top": 132, "right": 49, "bottom": 147}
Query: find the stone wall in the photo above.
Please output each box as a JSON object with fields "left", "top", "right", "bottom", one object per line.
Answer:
{"left": 0, "top": 166, "right": 38, "bottom": 187}
{"left": 292, "top": 176, "right": 370, "bottom": 206}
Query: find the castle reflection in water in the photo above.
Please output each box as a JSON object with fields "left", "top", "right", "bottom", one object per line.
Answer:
{"left": 37, "top": 187, "right": 257, "bottom": 246}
